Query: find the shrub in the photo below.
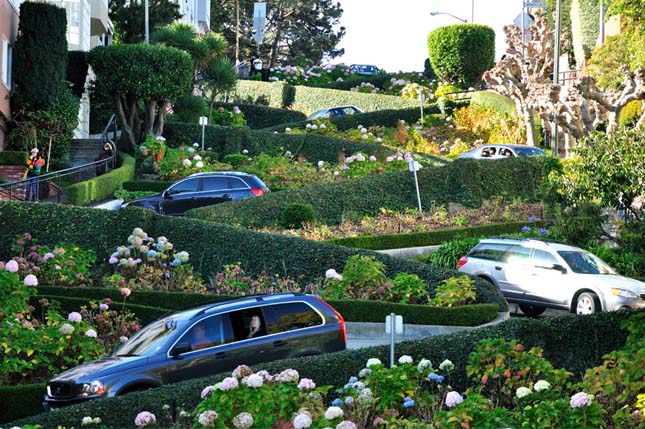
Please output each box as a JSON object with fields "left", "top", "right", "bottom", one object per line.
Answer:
{"left": 0, "top": 383, "right": 46, "bottom": 424}
{"left": 282, "top": 203, "right": 316, "bottom": 229}
{"left": 429, "top": 275, "right": 476, "bottom": 307}
{"left": 64, "top": 153, "right": 135, "bottom": 205}
{"left": 169, "top": 94, "right": 207, "bottom": 123}
{"left": 618, "top": 99, "right": 643, "bottom": 128}
{"left": 427, "top": 24, "right": 495, "bottom": 87}
{"left": 570, "top": 0, "right": 600, "bottom": 68}
{"left": 427, "top": 237, "right": 482, "bottom": 269}
{"left": 470, "top": 90, "right": 516, "bottom": 116}
{"left": 213, "top": 103, "right": 306, "bottom": 129}
{"left": 0, "top": 151, "right": 28, "bottom": 165}
{"left": 434, "top": 84, "right": 463, "bottom": 99}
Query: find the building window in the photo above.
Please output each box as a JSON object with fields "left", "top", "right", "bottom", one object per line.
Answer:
{"left": 1, "top": 38, "right": 11, "bottom": 89}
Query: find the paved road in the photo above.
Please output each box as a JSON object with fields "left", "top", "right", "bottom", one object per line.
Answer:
{"left": 508, "top": 303, "right": 572, "bottom": 318}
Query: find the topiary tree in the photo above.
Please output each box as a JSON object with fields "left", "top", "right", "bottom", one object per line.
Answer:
{"left": 570, "top": 0, "right": 599, "bottom": 68}
{"left": 89, "top": 44, "right": 193, "bottom": 151}
{"left": 427, "top": 24, "right": 495, "bottom": 87}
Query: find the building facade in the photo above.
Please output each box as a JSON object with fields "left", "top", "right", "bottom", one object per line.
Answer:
{"left": 176, "top": 0, "right": 210, "bottom": 33}
{"left": 0, "top": 0, "right": 19, "bottom": 150}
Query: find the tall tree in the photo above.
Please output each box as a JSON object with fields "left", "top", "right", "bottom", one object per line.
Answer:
{"left": 89, "top": 44, "right": 193, "bottom": 150}
{"left": 109, "top": 0, "right": 181, "bottom": 44}
{"left": 210, "top": 0, "right": 345, "bottom": 67}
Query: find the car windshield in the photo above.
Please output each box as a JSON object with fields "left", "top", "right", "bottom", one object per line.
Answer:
{"left": 514, "top": 147, "right": 546, "bottom": 156}
{"left": 114, "top": 318, "right": 178, "bottom": 357}
{"left": 557, "top": 251, "right": 616, "bottom": 275}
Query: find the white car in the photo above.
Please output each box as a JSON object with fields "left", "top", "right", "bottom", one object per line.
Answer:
{"left": 457, "top": 238, "right": 645, "bottom": 316}
{"left": 458, "top": 144, "right": 546, "bottom": 159}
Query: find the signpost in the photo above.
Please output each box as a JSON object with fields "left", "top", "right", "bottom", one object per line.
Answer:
{"left": 199, "top": 116, "right": 208, "bottom": 151}
{"left": 408, "top": 159, "right": 423, "bottom": 213}
{"left": 253, "top": 3, "right": 266, "bottom": 48}
{"left": 385, "top": 314, "right": 403, "bottom": 368}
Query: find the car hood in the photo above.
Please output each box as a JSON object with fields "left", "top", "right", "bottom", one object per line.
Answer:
{"left": 50, "top": 356, "right": 148, "bottom": 383}
{"left": 588, "top": 274, "right": 645, "bottom": 294}
{"left": 124, "top": 193, "right": 163, "bottom": 206}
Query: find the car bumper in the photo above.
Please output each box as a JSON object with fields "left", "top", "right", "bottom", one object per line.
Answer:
{"left": 604, "top": 295, "right": 645, "bottom": 311}
{"left": 43, "top": 395, "right": 103, "bottom": 410}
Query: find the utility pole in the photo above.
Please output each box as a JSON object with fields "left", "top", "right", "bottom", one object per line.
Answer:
{"left": 551, "top": 0, "right": 562, "bottom": 157}
{"left": 235, "top": 0, "right": 240, "bottom": 63}
{"left": 471, "top": 0, "right": 474, "bottom": 22}
{"left": 144, "top": 0, "right": 149, "bottom": 44}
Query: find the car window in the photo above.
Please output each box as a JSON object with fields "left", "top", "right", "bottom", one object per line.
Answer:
{"left": 115, "top": 318, "right": 178, "bottom": 356}
{"left": 504, "top": 245, "right": 531, "bottom": 263}
{"left": 532, "top": 249, "right": 559, "bottom": 268}
{"left": 202, "top": 176, "right": 230, "bottom": 191}
{"left": 342, "top": 107, "right": 358, "bottom": 115}
{"left": 229, "top": 177, "right": 249, "bottom": 190}
{"left": 229, "top": 308, "right": 267, "bottom": 341}
{"left": 169, "top": 178, "right": 199, "bottom": 194}
{"left": 469, "top": 243, "right": 509, "bottom": 261}
{"left": 558, "top": 251, "right": 616, "bottom": 274}
{"left": 182, "top": 315, "right": 233, "bottom": 351}
{"left": 263, "top": 302, "right": 323, "bottom": 334}
{"left": 515, "top": 147, "right": 546, "bottom": 156}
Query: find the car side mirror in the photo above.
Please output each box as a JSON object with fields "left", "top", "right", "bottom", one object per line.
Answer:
{"left": 170, "top": 342, "right": 191, "bottom": 357}
{"left": 552, "top": 264, "right": 567, "bottom": 274}
{"left": 163, "top": 190, "right": 171, "bottom": 199}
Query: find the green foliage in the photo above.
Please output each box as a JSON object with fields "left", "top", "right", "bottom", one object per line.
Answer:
{"left": 570, "top": 0, "right": 600, "bottom": 66}
{"left": 430, "top": 275, "right": 476, "bottom": 307}
{"left": 64, "top": 153, "right": 135, "bottom": 206}
{"left": 209, "top": 106, "right": 247, "bottom": 126}
{"left": 319, "top": 75, "right": 393, "bottom": 91}
{"left": 0, "top": 151, "right": 28, "bottom": 165}
{"left": 618, "top": 99, "right": 644, "bottom": 127}
{"left": 213, "top": 103, "right": 306, "bottom": 129}
{"left": 12, "top": 2, "right": 68, "bottom": 109}
{"left": 428, "top": 237, "right": 482, "bottom": 269}
{"left": 435, "top": 84, "right": 463, "bottom": 99}
{"left": 282, "top": 203, "right": 316, "bottom": 229}
{"left": 389, "top": 272, "right": 430, "bottom": 304}
{"left": 170, "top": 95, "right": 207, "bottom": 123}
{"left": 282, "top": 83, "right": 296, "bottom": 109}
{"left": 109, "top": 0, "right": 181, "bottom": 44}
{"left": 470, "top": 90, "right": 516, "bottom": 116}
{"left": 231, "top": 80, "right": 418, "bottom": 115}
{"left": 339, "top": 255, "right": 387, "bottom": 292}
{"left": 427, "top": 24, "right": 495, "bottom": 87}
{"left": 331, "top": 222, "right": 540, "bottom": 251}
{"left": 10, "top": 310, "right": 638, "bottom": 428}
{"left": 114, "top": 189, "right": 158, "bottom": 202}
{"left": 588, "top": 245, "right": 645, "bottom": 279}
{"left": 0, "top": 383, "right": 46, "bottom": 424}
{"left": 66, "top": 51, "right": 89, "bottom": 99}
{"left": 0, "top": 202, "right": 509, "bottom": 311}
{"left": 189, "top": 157, "right": 556, "bottom": 228}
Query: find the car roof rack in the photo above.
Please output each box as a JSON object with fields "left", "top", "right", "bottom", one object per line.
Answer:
{"left": 189, "top": 292, "right": 306, "bottom": 319}
{"left": 489, "top": 236, "right": 570, "bottom": 245}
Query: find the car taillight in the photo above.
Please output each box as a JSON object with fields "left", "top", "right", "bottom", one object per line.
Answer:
{"left": 318, "top": 298, "right": 346, "bottom": 343}
{"left": 457, "top": 256, "right": 468, "bottom": 269}
{"left": 250, "top": 188, "right": 264, "bottom": 196}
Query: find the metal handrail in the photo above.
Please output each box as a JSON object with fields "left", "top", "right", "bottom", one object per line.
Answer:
{"left": 0, "top": 115, "right": 119, "bottom": 203}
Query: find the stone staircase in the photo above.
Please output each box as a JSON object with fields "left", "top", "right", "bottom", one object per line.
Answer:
{"left": 68, "top": 139, "right": 106, "bottom": 167}
{"left": 0, "top": 165, "right": 27, "bottom": 200}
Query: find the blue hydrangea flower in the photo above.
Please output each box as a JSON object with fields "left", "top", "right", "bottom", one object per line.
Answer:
{"left": 348, "top": 376, "right": 358, "bottom": 384}
{"left": 146, "top": 250, "right": 158, "bottom": 258}
{"left": 171, "top": 258, "right": 181, "bottom": 266}
{"left": 428, "top": 372, "right": 444, "bottom": 383}
{"left": 521, "top": 226, "right": 532, "bottom": 232}
{"left": 529, "top": 215, "right": 538, "bottom": 223}
{"left": 332, "top": 398, "right": 342, "bottom": 406}
{"left": 403, "top": 397, "right": 415, "bottom": 408}
{"left": 344, "top": 397, "right": 354, "bottom": 405}
{"left": 538, "top": 228, "right": 549, "bottom": 236}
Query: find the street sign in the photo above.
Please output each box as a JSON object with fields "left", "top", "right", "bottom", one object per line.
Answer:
{"left": 524, "top": 1, "right": 547, "bottom": 7}
{"left": 253, "top": 3, "right": 266, "bottom": 31}
{"left": 513, "top": 12, "right": 534, "bottom": 28}
{"left": 253, "top": 30, "right": 265, "bottom": 45}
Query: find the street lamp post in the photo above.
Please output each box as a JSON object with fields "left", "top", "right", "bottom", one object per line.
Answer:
{"left": 429, "top": 11, "right": 467, "bottom": 23}
{"left": 551, "top": 0, "right": 562, "bottom": 157}
{"left": 144, "top": 0, "right": 149, "bottom": 44}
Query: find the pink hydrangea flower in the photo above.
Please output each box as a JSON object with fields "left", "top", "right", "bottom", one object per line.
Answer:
{"left": 68, "top": 312, "right": 83, "bottom": 323}
{"left": 445, "top": 391, "right": 464, "bottom": 408}
{"left": 23, "top": 274, "right": 38, "bottom": 286}
{"left": 5, "top": 260, "right": 19, "bottom": 273}
{"left": 293, "top": 411, "right": 313, "bottom": 429}
{"left": 198, "top": 410, "right": 218, "bottom": 427}
{"left": 297, "top": 378, "right": 316, "bottom": 390}
{"left": 336, "top": 421, "right": 358, "bottom": 429}
{"left": 233, "top": 412, "right": 253, "bottom": 429}
{"left": 43, "top": 252, "right": 55, "bottom": 261}
{"left": 325, "top": 269, "right": 343, "bottom": 281}
{"left": 134, "top": 411, "right": 156, "bottom": 427}
{"left": 85, "top": 329, "right": 97, "bottom": 338}
{"left": 276, "top": 368, "right": 299, "bottom": 383}
{"left": 570, "top": 392, "right": 592, "bottom": 408}
{"left": 120, "top": 288, "right": 131, "bottom": 297}
{"left": 246, "top": 374, "right": 263, "bottom": 388}
{"left": 219, "top": 377, "right": 239, "bottom": 391}
{"left": 99, "top": 303, "right": 109, "bottom": 311}
{"left": 201, "top": 385, "right": 215, "bottom": 399}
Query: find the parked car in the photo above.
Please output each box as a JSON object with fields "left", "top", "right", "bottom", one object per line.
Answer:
{"left": 350, "top": 64, "right": 381, "bottom": 75}
{"left": 43, "top": 293, "right": 346, "bottom": 409}
{"left": 457, "top": 238, "right": 645, "bottom": 316}
{"left": 121, "top": 171, "right": 269, "bottom": 216}
{"left": 458, "top": 144, "right": 547, "bottom": 159}
{"left": 307, "top": 105, "right": 364, "bottom": 121}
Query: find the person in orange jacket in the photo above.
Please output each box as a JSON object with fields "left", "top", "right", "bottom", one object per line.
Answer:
{"left": 25, "top": 147, "right": 44, "bottom": 201}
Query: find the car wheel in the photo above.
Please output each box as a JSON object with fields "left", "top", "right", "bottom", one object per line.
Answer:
{"left": 575, "top": 292, "right": 600, "bottom": 315}
{"left": 519, "top": 304, "right": 546, "bottom": 317}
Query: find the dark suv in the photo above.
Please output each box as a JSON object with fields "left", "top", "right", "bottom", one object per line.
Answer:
{"left": 44, "top": 293, "right": 346, "bottom": 409}
{"left": 122, "top": 171, "right": 269, "bottom": 216}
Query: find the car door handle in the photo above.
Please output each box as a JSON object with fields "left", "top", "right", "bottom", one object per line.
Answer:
{"left": 214, "top": 352, "right": 228, "bottom": 359}
{"left": 273, "top": 340, "right": 287, "bottom": 347}
{"left": 222, "top": 194, "right": 231, "bottom": 199}
{"left": 494, "top": 266, "right": 503, "bottom": 271}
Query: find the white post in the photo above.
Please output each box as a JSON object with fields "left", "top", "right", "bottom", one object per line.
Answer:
{"left": 419, "top": 92, "right": 424, "bottom": 122}
{"left": 144, "top": 0, "right": 149, "bottom": 44}
{"left": 199, "top": 116, "right": 208, "bottom": 151}
{"left": 389, "top": 312, "right": 396, "bottom": 368}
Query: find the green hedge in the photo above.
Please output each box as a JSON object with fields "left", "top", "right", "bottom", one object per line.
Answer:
{"left": 0, "top": 383, "right": 46, "bottom": 424}
{"left": 262, "top": 106, "right": 437, "bottom": 133}
{"left": 570, "top": 0, "right": 600, "bottom": 67}
{"left": 122, "top": 180, "right": 172, "bottom": 193}
{"left": 64, "top": 153, "right": 135, "bottom": 205}
{"left": 329, "top": 221, "right": 542, "bottom": 250}
{"left": 318, "top": 75, "right": 393, "bottom": 91}
{"left": 0, "top": 202, "right": 508, "bottom": 311}
{"left": 232, "top": 80, "right": 419, "bottom": 115}
{"left": 10, "top": 309, "right": 639, "bottom": 428}
{"left": 469, "top": 90, "right": 516, "bottom": 116}
{"left": 0, "top": 151, "right": 29, "bottom": 165}
{"left": 215, "top": 102, "right": 307, "bottom": 129}
{"left": 34, "top": 286, "right": 498, "bottom": 327}
{"left": 188, "top": 157, "right": 558, "bottom": 228}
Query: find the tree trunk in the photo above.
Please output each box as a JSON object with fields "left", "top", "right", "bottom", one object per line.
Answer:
{"left": 518, "top": 102, "right": 537, "bottom": 147}
{"left": 144, "top": 100, "right": 156, "bottom": 137}
{"left": 153, "top": 100, "right": 166, "bottom": 137}
{"left": 115, "top": 95, "right": 136, "bottom": 152}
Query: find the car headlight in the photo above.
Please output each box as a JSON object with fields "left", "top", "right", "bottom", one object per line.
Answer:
{"left": 121, "top": 201, "right": 129, "bottom": 208}
{"left": 80, "top": 380, "right": 105, "bottom": 396}
{"left": 611, "top": 288, "right": 638, "bottom": 299}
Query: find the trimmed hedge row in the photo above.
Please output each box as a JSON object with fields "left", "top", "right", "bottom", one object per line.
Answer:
{"left": 188, "top": 157, "right": 558, "bottom": 228}
{"left": 0, "top": 150, "right": 28, "bottom": 165}
{"left": 64, "top": 153, "right": 135, "bottom": 205}
{"left": 0, "top": 383, "right": 46, "bottom": 424}
{"left": 317, "top": 75, "right": 393, "bottom": 91}
{"left": 232, "top": 80, "right": 419, "bottom": 115}
{"left": 10, "top": 309, "right": 639, "bottom": 428}
{"left": 261, "top": 106, "right": 436, "bottom": 133}
{"left": 329, "top": 221, "right": 543, "bottom": 250}
{"left": 122, "top": 180, "right": 172, "bottom": 193}
{"left": 215, "top": 102, "right": 307, "bottom": 129}
{"left": 0, "top": 202, "right": 508, "bottom": 311}
{"left": 34, "top": 287, "right": 499, "bottom": 327}
{"left": 470, "top": 90, "right": 516, "bottom": 116}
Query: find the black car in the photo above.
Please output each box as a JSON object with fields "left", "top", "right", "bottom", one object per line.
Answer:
{"left": 44, "top": 293, "right": 346, "bottom": 409}
{"left": 122, "top": 171, "right": 269, "bottom": 216}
